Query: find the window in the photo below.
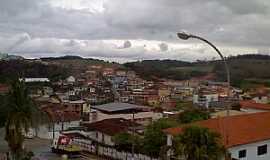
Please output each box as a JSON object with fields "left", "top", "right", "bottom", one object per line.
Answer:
{"left": 258, "top": 144, "right": 267, "bottom": 156}
{"left": 102, "top": 134, "right": 105, "bottom": 143}
{"left": 239, "top": 149, "right": 246, "bottom": 158}
{"left": 95, "top": 132, "right": 98, "bottom": 139}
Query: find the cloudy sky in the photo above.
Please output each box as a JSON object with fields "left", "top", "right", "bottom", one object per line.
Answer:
{"left": 0, "top": 0, "right": 270, "bottom": 62}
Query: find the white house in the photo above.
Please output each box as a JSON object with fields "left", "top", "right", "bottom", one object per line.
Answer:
{"left": 82, "top": 118, "right": 143, "bottom": 146}
{"left": 164, "top": 112, "right": 270, "bottom": 160}
{"left": 193, "top": 93, "right": 219, "bottom": 108}
{"left": 20, "top": 78, "right": 50, "bottom": 83}
{"left": 66, "top": 76, "right": 76, "bottom": 83}
{"left": 252, "top": 94, "right": 269, "bottom": 104}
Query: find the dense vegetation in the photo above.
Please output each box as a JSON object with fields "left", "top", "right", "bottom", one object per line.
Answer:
{"left": 124, "top": 60, "right": 209, "bottom": 80}
{"left": 213, "top": 54, "right": 270, "bottom": 87}
{"left": 178, "top": 109, "right": 210, "bottom": 124}
{"left": 1, "top": 54, "right": 270, "bottom": 88}
{"left": 125, "top": 54, "right": 270, "bottom": 88}
{"left": 0, "top": 60, "right": 69, "bottom": 83}
{"left": 173, "top": 126, "right": 225, "bottom": 160}
{"left": 113, "top": 118, "right": 178, "bottom": 157}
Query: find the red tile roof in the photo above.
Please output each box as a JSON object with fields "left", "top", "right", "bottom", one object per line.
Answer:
{"left": 164, "top": 112, "right": 270, "bottom": 148}
{"left": 0, "top": 83, "right": 10, "bottom": 94}
{"left": 240, "top": 100, "right": 270, "bottom": 111}
{"left": 83, "top": 118, "right": 141, "bottom": 136}
{"left": 42, "top": 106, "right": 81, "bottom": 122}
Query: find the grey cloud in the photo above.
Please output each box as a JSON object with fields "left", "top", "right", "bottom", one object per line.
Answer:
{"left": 123, "top": 40, "right": 132, "bottom": 48}
{"left": 0, "top": 0, "right": 270, "bottom": 61}
{"left": 159, "top": 43, "right": 168, "bottom": 51}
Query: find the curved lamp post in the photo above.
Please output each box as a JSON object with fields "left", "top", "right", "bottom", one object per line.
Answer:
{"left": 177, "top": 32, "right": 231, "bottom": 149}
{"left": 177, "top": 32, "right": 231, "bottom": 107}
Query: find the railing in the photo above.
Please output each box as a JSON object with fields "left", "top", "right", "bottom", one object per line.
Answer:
{"left": 73, "top": 138, "right": 158, "bottom": 160}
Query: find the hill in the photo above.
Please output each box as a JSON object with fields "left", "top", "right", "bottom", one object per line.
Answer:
{"left": 0, "top": 55, "right": 120, "bottom": 83}
{"left": 0, "top": 53, "right": 24, "bottom": 60}
{"left": 124, "top": 54, "right": 270, "bottom": 87}
{"left": 213, "top": 54, "right": 270, "bottom": 88}
{"left": 124, "top": 59, "right": 212, "bottom": 81}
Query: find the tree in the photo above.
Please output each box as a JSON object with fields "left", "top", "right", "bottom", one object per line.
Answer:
{"left": 178, "top": 109, "right": 209, "bottom": 124}
{"left": 113, "top": 133, "right": 142, "bottom": 152}
{"left": 4, "top": 80, "right": 44, "bottom": 160}
{"left": 142, "top": 118, "right": 177, "bottom": 157}
{"left": 173, "top": 126, "right": 225, "bottom": 160}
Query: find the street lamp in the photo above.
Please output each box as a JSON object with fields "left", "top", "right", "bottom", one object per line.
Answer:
{"left": 177, "top": 32, "right": 231, "bottom": 148}
{"left": 177, "top": 32, "right": 231, "bottom": 111}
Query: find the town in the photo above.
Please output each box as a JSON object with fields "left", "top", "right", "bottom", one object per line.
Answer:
{"left": 1, "top": 55, "right": 270, "bottom": 160}
{"left": 1, "top": 0, "right": 270, "bottom": 160}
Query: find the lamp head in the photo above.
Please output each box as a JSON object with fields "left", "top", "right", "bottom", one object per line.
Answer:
{"left": 177, "top": 32, "right": 191, "bottom": 40}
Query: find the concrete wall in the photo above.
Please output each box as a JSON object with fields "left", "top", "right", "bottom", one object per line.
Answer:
{"left": 229, "top": 139, "right": 270, "bottom": 160}
{"left": 89, "top": 111, "right": 163, "bottom": 125}
{"left": 35, "top": 121, "right": 80, "bottom": 139}
{"left": 167, "top": 134, "right": 270, "bottom": 160}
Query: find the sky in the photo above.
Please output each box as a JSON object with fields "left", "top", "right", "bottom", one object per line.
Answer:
{"left": 0, "top": 0, "right": 270, "bottom": 63}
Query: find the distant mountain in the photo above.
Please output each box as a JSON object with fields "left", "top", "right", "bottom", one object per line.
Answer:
{"left": 0, "top": 53, "right": 24, "bottom": 60}
{"left": 40, "top": 55, "right": 84, "bottom": 60}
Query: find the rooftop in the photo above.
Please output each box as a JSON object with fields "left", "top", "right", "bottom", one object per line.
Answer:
{"left": 92, "top": 102, "right": 147, "bottom": 113}
{"left": 164, "top": 112, "right": 270, "bottom": 148}
{"left": 240, "top": 100, "right": 270, "bottom": 111}
{"left": 83, "top": 118, "right": 142, "bottom": 136}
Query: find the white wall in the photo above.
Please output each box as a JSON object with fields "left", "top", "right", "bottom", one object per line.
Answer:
{"left": 240, "top": 108, "right": 267, "bottom": 114}
{"left": 84, "top": 131, "right": 114, "bottom": 146}
{"left": 35, "top": 121, "right": 80, "bottom": 139}
{"left": 89, "top": 111, "right": 163, "bottom": 125}
{"left": 193, "top": 94, "right": 219, "bottom": 108}
{"left": 167, "top": 134, "right": 270, "bottom": 160}
{"left": 252, "top": 96, "right": 269, "bottom": 104}
{"left": 229, "top": 139, "right": 270, "bottom": 160}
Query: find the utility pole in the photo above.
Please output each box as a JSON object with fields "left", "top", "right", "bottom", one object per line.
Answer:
{"left": 132, "top": 110, "right": 135, "bottom": 160}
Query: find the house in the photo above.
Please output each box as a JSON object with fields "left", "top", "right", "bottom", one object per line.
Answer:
{"left": 251, "top": 93, "right": 269, "bottom": 104}
{"left": 240, "top": 100, "right": 270, "bottom": 113}
{"left": 66, "top": 76, "right": 76, "bottom": 84}
{"left": 102, "top": 68, "right": 115, "bottom": 76}
{"left": 193, "top": 88, "right": 219, "bottom": 108}
{"left": 36, "top": 106, "right": 81, "bottom": 139}
{"left": 90, "top": 102, "right": 163, "bottom": 125}
{"left": 126, "top": 71, "right": 136, "bottom": 79}
{"left": 115, "top": 70, "right": 127, "bottom": 77}
{"left": 147, "top": 95, "right": 160, "bottom": 107}
{"left": 82, "top": 118, "right": 143, "bottom": 146}
{"left": 0, "top": 83, "right": 10, "bottom": 95}
{"left": 158, "top": 87, "right": 171, "bottom": 101}
{"left": 20, "top": 78, "right": 50, "bottom": 83}
{"left": 164, "top": 112, "right": 270, "bottom": 160}
{"left": 43, "top": 86, "right": 54, "bottom": 96}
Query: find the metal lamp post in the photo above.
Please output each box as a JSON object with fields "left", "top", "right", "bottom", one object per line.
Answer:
{"left": 177, "top": 32, "right": 231, "bottom": 114}
{"left": 177, "top": 32, "right": 231, "bottom": 156}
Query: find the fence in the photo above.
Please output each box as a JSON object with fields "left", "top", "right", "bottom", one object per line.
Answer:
{"left": 73, "top": 138, "right": 158, "bottom": 160}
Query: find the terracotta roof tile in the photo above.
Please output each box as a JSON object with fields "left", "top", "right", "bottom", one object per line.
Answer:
{"left": 83, "top": 118, "right": 141, "bottom": 136}
{"left": 164, "top": 112, "right": 270, "bottom": 148}
{"left": 240, "top": 100, "right": 270, "bottom": 111}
